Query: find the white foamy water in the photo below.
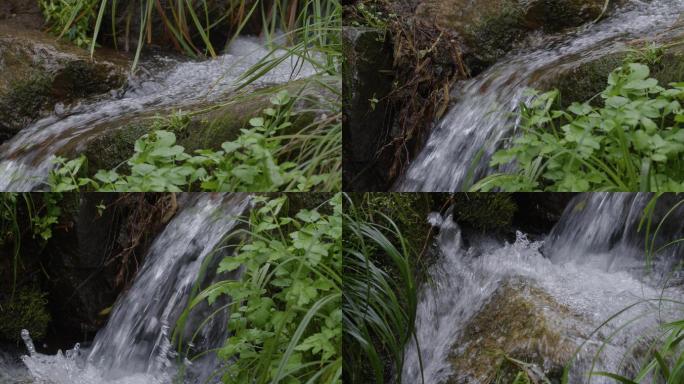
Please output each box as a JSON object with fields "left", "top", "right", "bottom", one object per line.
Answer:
{"left": 14, "top": 193, "right": 251, "bottom": 384}
{"left": 402, "top": 193, "right": 684, "bottom": 384}
{"left": 0, "top": 37, "right": 315, "bottom": 191}
{"left": 398, "top": 0, "right": 684, "bottom": 191}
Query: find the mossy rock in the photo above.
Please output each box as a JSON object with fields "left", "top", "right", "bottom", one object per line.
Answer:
{"left": 0, "top": 287, "right": 51, "bottom": 342}
{"left": 415, "top": 0, "right": 609, "bottom": 71}
{"left": 549, "top": 46, "right": 684, "bottom": 108}
{"left": 0, "top": 23, "right": 127, "bottom": 142}
{"left": 447, "top": 279, "right": 587, "bottom": 383}
{"left": 451, "top": 193, "right": 517, "bottom": 232}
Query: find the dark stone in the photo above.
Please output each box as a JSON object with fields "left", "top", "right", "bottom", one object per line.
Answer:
{"left": 43, "top": 193, "right": 125, "bottom": 340}
{"left": 342, "top": 27, "right": 396, "bottom": 191}
{"left": 512, "top": 193, "right": 577, "bottom": 235}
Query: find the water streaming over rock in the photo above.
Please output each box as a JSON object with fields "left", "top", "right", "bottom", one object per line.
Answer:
{"left": 16, "top": 193, "right": 251, "bottom": 384}
{"left": 402, "top": 193, "right": 684, "bottom": 383}
{"left": 398, "top": 0, "right": 684, "bottom": 191}
{"left": 0, "top": 38, "right": 314, "bottom": 191}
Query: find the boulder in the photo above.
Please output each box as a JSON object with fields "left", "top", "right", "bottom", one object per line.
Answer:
{"left": 0, "top": 23, "right": 127, "bottom": 143}
{"left": 448, "top": 279, "right": 590, "bottom": 383}
{"left": 415, "top": 0, "right": 611, "bottom": 71}
{"left": 342, "top": 27, "right": 395, "bottom": 191}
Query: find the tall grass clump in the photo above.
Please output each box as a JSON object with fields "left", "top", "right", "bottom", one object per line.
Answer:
{"left": 175, "top": 193, "right": 342, "bottom": 384}
{"left": 342, "top": 193, "right": 424, "bottom": 384}
{"left": 472, "top": 63, "right": 684, "bottom": 192}
{"left": 562, "top": 194, "right": 684, "bottom": 383}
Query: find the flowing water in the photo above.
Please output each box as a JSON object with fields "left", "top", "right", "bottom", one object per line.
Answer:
{"left": 0, "top": 38, "right": 314, "bottom": 191}
{"left": 398, "top": 0, "right": 684, "bottom": 191}
{"left": 402, "top": 193, "right": 684, "bottom": 383}
{"left": 8, "top": 193, "right": 251, "bottom": 384}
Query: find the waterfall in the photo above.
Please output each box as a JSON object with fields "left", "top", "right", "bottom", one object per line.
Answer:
{"left": 0, "top": 37, "right": 314, "bottom": 191}
{"left": 397, "top": 0, "right": 684, "bottom": 191}
{"left": 19, "top": 193, "right": 251, "bottom": 384}
{"left": 402, "top": 193, "right": 684, "bottom": 383}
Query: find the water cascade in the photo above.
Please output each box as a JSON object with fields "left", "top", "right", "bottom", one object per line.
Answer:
{"left": 402, "top": 193, "right": 684, "bottom": 383}
{"left": 398, "top": 0, "right": 684, "bottom": 191}
{"left": 0, "top": 38, "right": 314, "bottom": 191}
{"left": 17, "top": 193, "right": 251, "bottom": 384}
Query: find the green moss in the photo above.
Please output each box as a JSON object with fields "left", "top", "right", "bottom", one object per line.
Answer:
{"left": 0, "top": 73, "right": 52, "bottom": 139}
{"left": 451, "top": 193, "right": 517, "bottom": 232}
{"left": 466, "top": 4, "right": 526, "bottom": 68}
{"left": 50, "top": 60, "right": 125, "bottom": 100}
{"left": 0, "top": 286, "right": 51, "bottom": 342}
{"left": 83, "top": 122, "right": 154, "bottom": 174}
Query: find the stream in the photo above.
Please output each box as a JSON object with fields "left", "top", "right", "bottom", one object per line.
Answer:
{"left": 401, "top": 193, "right": 684, "bottom": 383}
{"left": 0, "top": 37, "right": 313, "bottom": 191}
{"left": 397, "top": 0, "right": 684, "bottom": 192}
{"left": 1, "top": 193, "right": 250, "bottom": 384}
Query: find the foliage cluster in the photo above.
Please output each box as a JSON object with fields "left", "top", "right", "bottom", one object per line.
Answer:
{"left": 39, "top": 0, "right": 99, "bottom": 48}
{"left": 185, "top": 193, "right": 342, "bottom": 383}
{"left": 48, "top": 91, "right": 334, "bottom": 192}
{"left": 474, "top": 63, "right": 684, "bottom": 192}
{"left": 0, "top": 193, "right": 61, "bottom": 301}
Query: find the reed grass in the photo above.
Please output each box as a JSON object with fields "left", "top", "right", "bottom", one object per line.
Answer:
{"left": 342, "top": 193, "right": 424, "bottom": 384}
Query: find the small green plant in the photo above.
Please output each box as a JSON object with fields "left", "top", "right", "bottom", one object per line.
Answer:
{"left": 473, "top": 63, "right": 684, "bottom": 192}
{"left": 625, "top": 43, "right": 665, "bottom": 66}
{"left": 39, "top": 0, "right": 99, "bottom": 48}
{"left": 179, "top": 193, "right": 342, "bottom": 383}
{"left": 48, "top": 91, "right": 333, "bottom": 192}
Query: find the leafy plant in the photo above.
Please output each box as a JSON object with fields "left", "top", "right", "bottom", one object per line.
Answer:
{"left": 180, "top": 193, "right": 342, "bottom": 384}
{"left": 0, "top": 194, "right": 61, "bottom": 302}
{"left": 39, "top": 0, "right": 99, "bottom": 48}
{"left": 48, "top": 90, "right": 333, "bottom": 192}
{"left": 473, "top": 63, "right": 684, "bottom": 192}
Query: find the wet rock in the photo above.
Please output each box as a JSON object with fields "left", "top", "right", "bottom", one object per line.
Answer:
{"left": 415, "top": 0, "right": 611, "bottom": 71}
{"left": 342, "top": 27, "right": 395, "bottom": 191}
{"left": 43, "top": 193, "right": 124, "bottom": 338}
{"left": 448, "top": 279, "right": 589, "bottom": 383}
{"left": 0, "top": 0, "right": 43, "bottom": 28}
{"left": 0, "top": 23, "right": 127, "bottom": 143}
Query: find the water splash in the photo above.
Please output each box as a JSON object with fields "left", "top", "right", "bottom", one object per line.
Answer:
{"left": 402, "top": 193, "right": 684, "bottom": 383}
{"left": 0, "top": 36, "right": 316, "bottom": 191}
{"left": 18, "top": 193, "right": 251, "bottom": 384}
{"left": 398, "top": 0, "right": 684, "bottom": 191}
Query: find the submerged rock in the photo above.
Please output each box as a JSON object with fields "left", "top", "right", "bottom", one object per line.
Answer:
{"left": 448, "top": 279, "right": 590, "bottom": 383}
{"left": 415, "top": 0, "right": 611, "bottom": 71}
{"left": 0, "top": 22, "right": 127, "bottom": 143}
